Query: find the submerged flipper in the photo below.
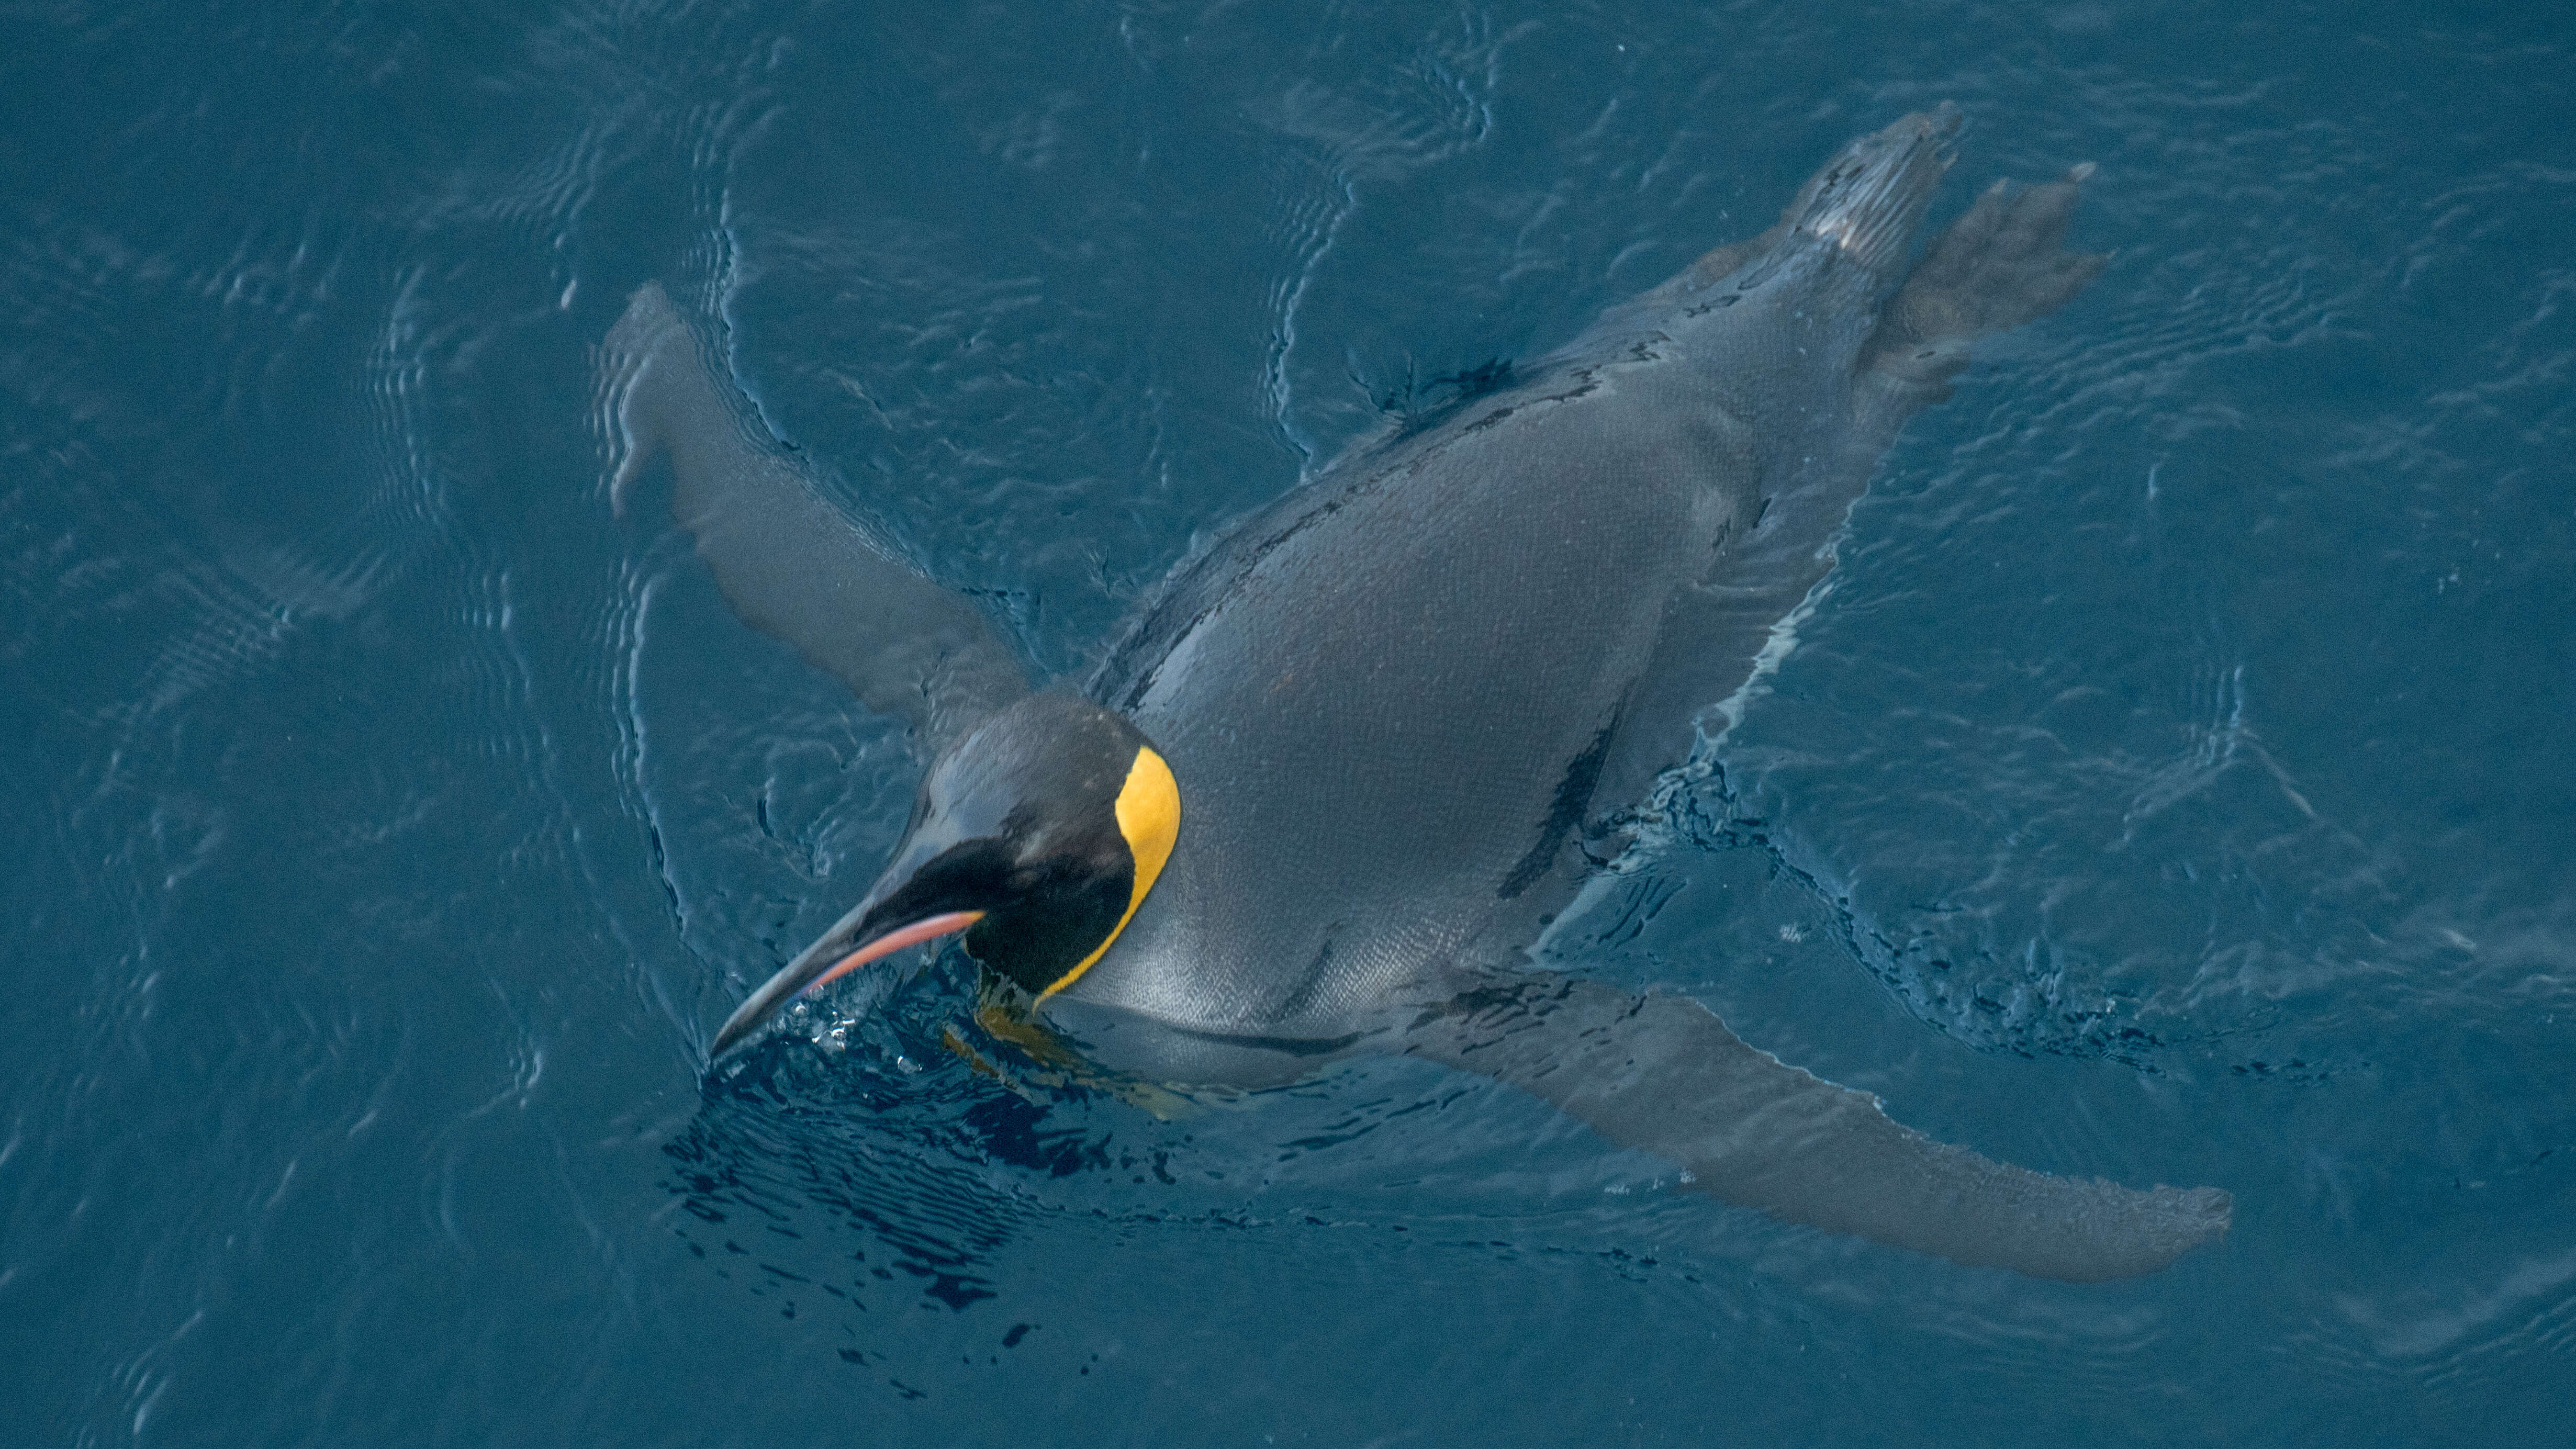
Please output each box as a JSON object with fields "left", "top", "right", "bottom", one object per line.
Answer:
{"left": 601, "top": 283, "right": 1029, "bottom": 750}
{"left": 1408, "top": 975, "right": 2230, "bottom": 1281}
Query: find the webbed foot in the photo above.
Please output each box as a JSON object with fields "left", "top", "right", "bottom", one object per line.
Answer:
{"left": 1866, "top": 164, "right": 2110, "bottom": 394}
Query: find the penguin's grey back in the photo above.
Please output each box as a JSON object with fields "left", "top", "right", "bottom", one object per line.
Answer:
{"left": 1076, "top": 110, "right": 1959, "bottom": 1043}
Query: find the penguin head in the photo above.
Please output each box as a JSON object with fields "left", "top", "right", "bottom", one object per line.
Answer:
{"left": 709, "top": 693, "right": 1180, "bottom": 1061}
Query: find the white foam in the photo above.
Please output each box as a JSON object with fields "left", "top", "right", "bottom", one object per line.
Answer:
{"left": 1530, "top": 571, "right": 1835, "bottom": 959}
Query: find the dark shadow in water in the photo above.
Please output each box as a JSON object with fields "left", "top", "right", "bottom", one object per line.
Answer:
{"left": 658, "top": 962, "right": 1122, "bottom": 1320}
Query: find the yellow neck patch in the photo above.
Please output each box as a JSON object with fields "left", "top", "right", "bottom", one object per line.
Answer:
{"left": 1037, "top": 746, "right": 1180, "bottom": 1000}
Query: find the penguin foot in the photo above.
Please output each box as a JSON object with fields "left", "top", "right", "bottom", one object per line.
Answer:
{"left": 1865, "top": 164, "right": 2110, "bottom": 391}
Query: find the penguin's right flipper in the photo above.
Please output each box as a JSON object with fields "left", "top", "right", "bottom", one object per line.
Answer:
{"left": 601, "top": 283, "right": 1029, "bottom": 751}
{"left": 1406, "top": 973, "right": 2230, "bottom": 1282}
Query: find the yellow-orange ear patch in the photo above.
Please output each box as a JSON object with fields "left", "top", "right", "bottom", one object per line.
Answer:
{"left": 1037, "top": 746, "right": 1180, "bottom": 999}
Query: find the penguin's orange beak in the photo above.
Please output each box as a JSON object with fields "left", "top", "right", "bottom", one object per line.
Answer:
{"left": 708, "top": 906, "right": 982, "bottom": 1061}
{"left": 711, "top": 849, "right": 989, "bottom": 1065}
{"left": 807, "top": 912, "right": 982, "bottom": 995}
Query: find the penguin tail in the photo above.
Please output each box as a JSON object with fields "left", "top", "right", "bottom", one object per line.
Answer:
{"left": 1562, "top": 106, "right": 1961, "bottom": 352}
{"left": 1778, "top": 104, "right": 1961, "bottom": 281}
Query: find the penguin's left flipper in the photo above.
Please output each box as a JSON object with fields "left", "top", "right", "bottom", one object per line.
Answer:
{"left": 600, "top": 283, "right": 1029, "bottom": 751}
{"left": 1405, "top": 973, "right": 2230, "bottom": 1282}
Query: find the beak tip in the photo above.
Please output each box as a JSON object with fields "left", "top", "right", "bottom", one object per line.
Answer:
{"left": 707, "top": 993, "right": 782, "bottom": 1065}
{"left": 705, "top": 1020, "right": 754, "bottom": 1065}
{"left": 701, "top": 908, "right": 982, "bottom": 1070}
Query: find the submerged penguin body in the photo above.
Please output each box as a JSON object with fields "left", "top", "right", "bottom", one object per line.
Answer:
{"left": 610, "top": 108, "right": 2233, "bottom": 1279}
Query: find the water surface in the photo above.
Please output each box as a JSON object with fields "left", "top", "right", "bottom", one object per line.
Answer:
{"left": 5, "top": 1, "right": 2572, "bottom": 1443}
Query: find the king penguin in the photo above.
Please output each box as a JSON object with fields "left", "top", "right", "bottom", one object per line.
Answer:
{"left": 603, "top": 106, "right": 2232, "bottom": 1282}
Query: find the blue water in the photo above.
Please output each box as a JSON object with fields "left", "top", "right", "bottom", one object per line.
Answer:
{"left": 6, "top": 2, "right": 2572, "bottom": 1443}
